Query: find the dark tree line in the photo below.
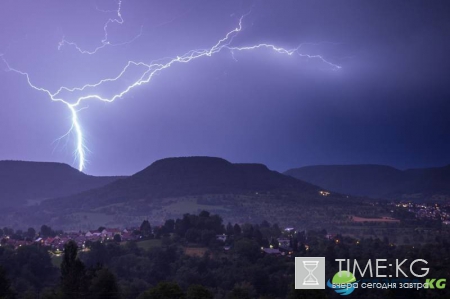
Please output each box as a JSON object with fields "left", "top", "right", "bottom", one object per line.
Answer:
{"left": 1, "top": 211, "right": 450, "bottom": 298}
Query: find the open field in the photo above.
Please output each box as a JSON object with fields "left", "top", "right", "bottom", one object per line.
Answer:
{"left": 51, "top": 255, "right": 63, "bottom": 267}
{"left": 162, "top": 197, "right": 230, "bottom": 215}
{"left": 184, "top": 247, "right": 208, "bottom": 257}
{"left": 135, "top": 239, "right": 162, "bottom": 250}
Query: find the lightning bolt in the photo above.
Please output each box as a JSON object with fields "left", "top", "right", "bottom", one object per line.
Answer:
{"left": 58, "top": 0, "right": 142, "bottom": 55}
{"left": 2, "top": 16, "right": 341, "bottom": 172}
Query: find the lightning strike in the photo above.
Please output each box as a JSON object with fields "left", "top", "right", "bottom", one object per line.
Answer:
{"left": 58, "top": 0, "right": 142, "bottom": 54}
{"left": 2, "top": 16, "right": 341, "bottom": 172}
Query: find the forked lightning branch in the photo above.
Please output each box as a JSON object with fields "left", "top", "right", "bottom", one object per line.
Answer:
{"left": 1, "top": 3, "right": 340, "bottom": 172}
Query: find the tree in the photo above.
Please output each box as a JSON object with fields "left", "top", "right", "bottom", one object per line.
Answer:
{"left": 271, "top": 224, "right": 281, "bottom": 237}
{"left": 234, "top": 239, "right": 260, "bottom": 263}
{"left": 186, "top": 285, "right": 213, "bottom": 299}
{"left": 26, "top": 228, "right": 36, "bottom": 240}
{"left": 40, "top": 225, "right": 55, "bottom": 238}
{"left": 260, "top": 220, "right": 270, "bottom": 228}
{"left": 14, "top": 245, "right": 57, "bottom": 293}
{"left": 254, "top": 229, "right": 263, "bottom": 245}
{"left": 228, "top": 283, "right": 256, "bottom": 299}
{"left": 113, "top": 234, "right": 122, "bottom": 243}
{"left": 200, "top": 230, "right": 216, "bottom": 246}
{"left": 82, "top": 241, "right": 108, "bottom": 267}
{"left": 89, "top": 268, "right": 120, "bottom": 299}
{"left": 241, "top": 224, "right": 254, "bottom": 239}
{"left": 140, "top": 220, "right": 152, "bottom": 238}
{"left": 163, "top": 219, "right": 175, "bottom": 234}
{"left": 233, "top": 224, "right": 241, "bottom": 235}
{"left": 226, "top": 222, "right": 234, "bottom": 236}
{"left": 2, "top": 227, "right": 13, "bottom": 236}
{"left": 15, "top": 230, "right": 23, "bottom": 237}
{"left": 175, "top": 216, "right": 190, "bottom": 236}
{"left": 199, "top": 211, "right": 210, "bottom": 218}
{"left": 0, "top": 266, "right": 14, "bottom": 299}
{"left": 153, "top": 226, "right": 163, "bottom": 239}
{"left": 61, "top": 241, "right": 88, "bottom": 299}
{"left": 185, "top": 229, "right": 201, "bottom": 243}
{"left": 138, "top": 282, "right": 185, "bottom": 299}
{"left": 291, "top": 237, "right": 299, "bottom": 252}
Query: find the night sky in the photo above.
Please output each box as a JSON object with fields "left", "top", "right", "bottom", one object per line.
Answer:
{"left": 1, "top": 0, "right": 449, "bottom": 176}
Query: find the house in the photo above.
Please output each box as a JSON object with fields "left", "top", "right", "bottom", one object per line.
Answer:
{"left": 85, "top": 231, "right": 101, "bottom": 237}
{"left": 277, "top": 237, "right": 290, "bottom": 248}
{"left": 325, "top": 234, "right": 335, "bottom": 240}
{"left": 101, "top": 228, "right": 121, "bottom": 238}
{"left": 74, "top": 236, "right": 87, "bottom": 247}
{"left": 279, "top": 246, "right": 293, "bottom": 255}
{"left": 216, "top": 234, "right": 227, "bottom": 242}
{"left": 4, "top": 239, "right": 32, "bottom": 249}
{"left": 262, "top": 248, "right": 281, "bottom": 255}
{"left": 44, "top": 237, "right": 59, "bottom": 246}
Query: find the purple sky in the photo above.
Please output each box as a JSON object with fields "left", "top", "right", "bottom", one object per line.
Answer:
{"left": 1, "top": 0, "right": 449, "bottom": 176}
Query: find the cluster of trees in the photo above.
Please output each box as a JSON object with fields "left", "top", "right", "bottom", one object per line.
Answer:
{"left": 74, "top": 239, "right": 308, "bottom": 299}
{"left": 1, "top": 211, "right": 450, "bottom": 298}
{"left": 173, "top": 211, "right": 226, "bottom": 246}
{"left": 0, "top": 244, "right": 58, "bottom": 297}
{"left": 0, "top": 227, "right": 36, "bottom": 241}
{"left": 0, "top": 225, "right": 62, "bottom": 242}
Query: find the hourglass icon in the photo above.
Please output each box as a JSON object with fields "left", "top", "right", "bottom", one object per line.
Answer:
{"left": 302, "top": 261, "right": 319, "bottom": 285}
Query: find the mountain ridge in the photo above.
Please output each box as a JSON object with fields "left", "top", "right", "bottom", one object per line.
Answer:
{"left": 285, "top": 164, "right": 450, "bottom": 199}
{"left": 0, "top": 160, "right": 124, "bottom": 207}
{"left": 41, "top": 156, "right": 323, "bottom": 211}
{"left": 0, "top": 157, "right": 358, "bottom": 229}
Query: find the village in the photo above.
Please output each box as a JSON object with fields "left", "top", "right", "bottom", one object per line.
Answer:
{"left": 1, "top": 224, "right": 302, "bottom": 258}
{"left": 1, "top": 227, "right": 138, "bottom": 252}
{"left": 392, "top": 201, "right": 450, "bottom": 223}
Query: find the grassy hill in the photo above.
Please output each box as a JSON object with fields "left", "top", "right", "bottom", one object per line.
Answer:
{"left": 42, "top": 157, "right": 322, "bottom": 210}
{"left": 3, "top": 157, "right": 359, "bottom": 230}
